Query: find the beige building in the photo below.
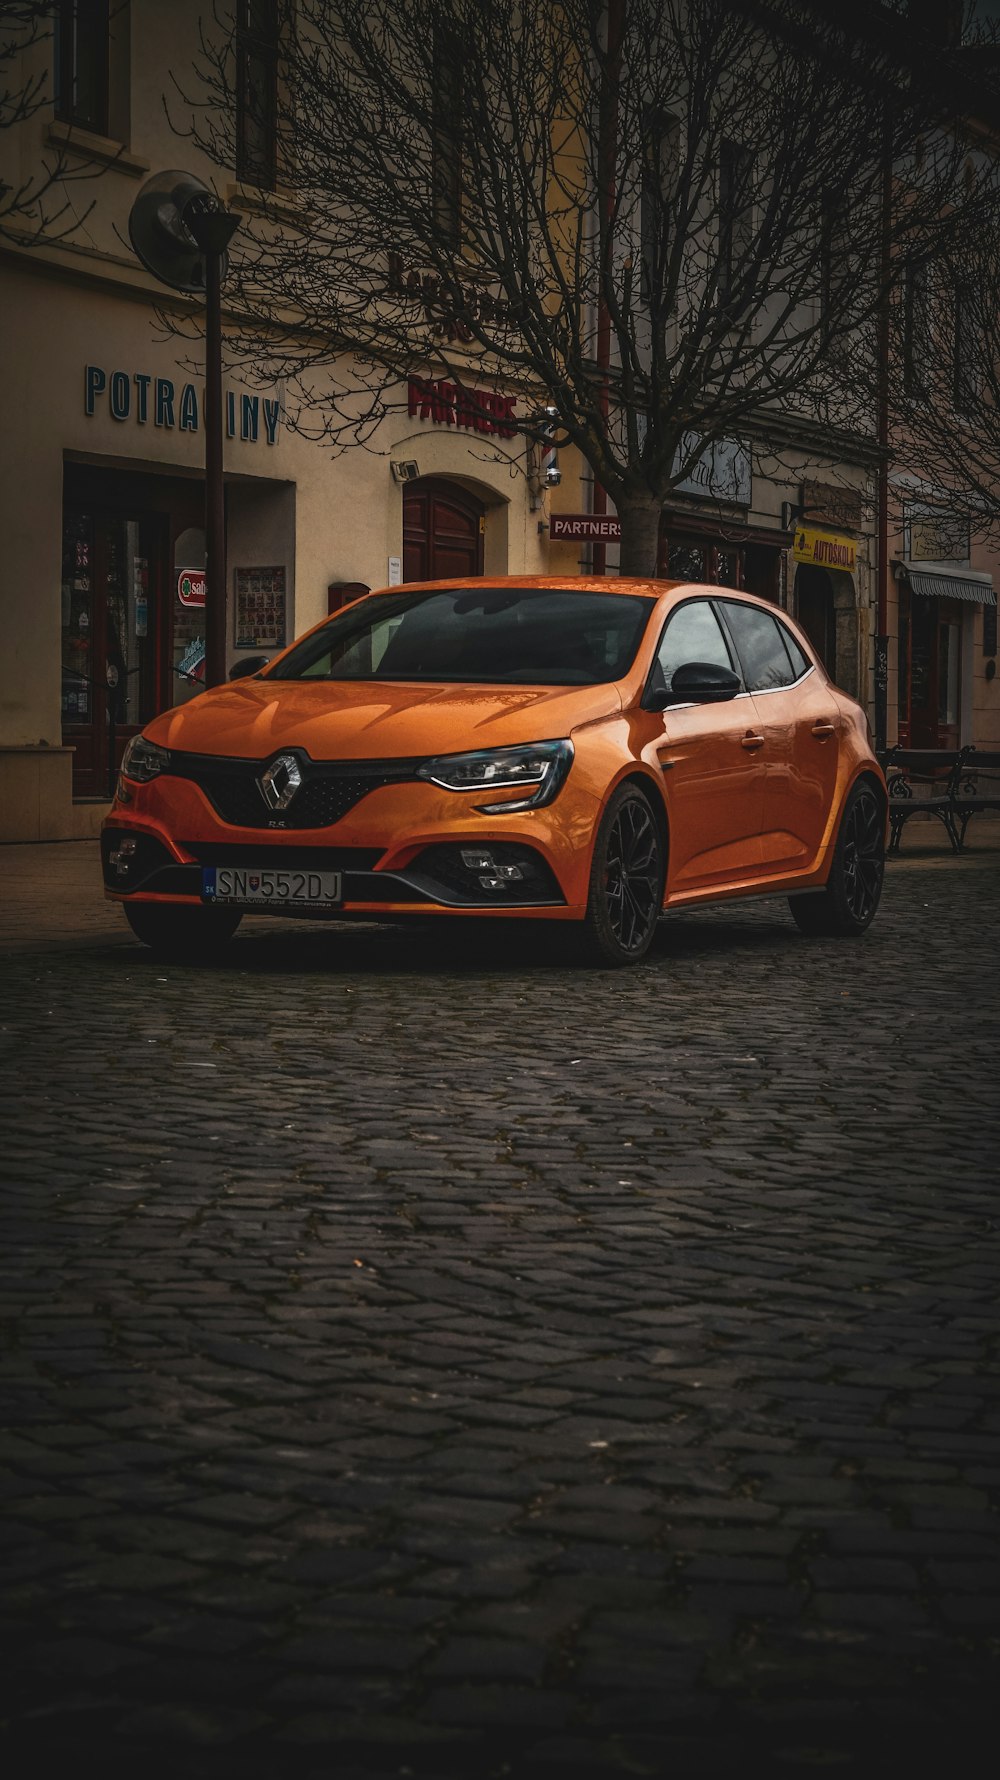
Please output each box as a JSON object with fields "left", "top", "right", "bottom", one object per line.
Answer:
{"left": 0, "top": 1, "right": 549, "bottom": 842}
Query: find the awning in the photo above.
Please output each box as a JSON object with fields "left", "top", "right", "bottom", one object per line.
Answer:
{"left": 895, "top": 562, "right": 996, "bottom": 607}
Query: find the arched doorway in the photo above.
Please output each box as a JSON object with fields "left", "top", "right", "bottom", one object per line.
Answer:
{"left": 403, "top": 478, "right": 484, "bottom": 582}
{"left": 795, "top": 564, "right": 837, "bottom": 679}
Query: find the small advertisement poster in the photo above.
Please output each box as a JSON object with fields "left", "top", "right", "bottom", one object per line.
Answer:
{"left": 234, "top": 566, "right": 287, "bottom": 649}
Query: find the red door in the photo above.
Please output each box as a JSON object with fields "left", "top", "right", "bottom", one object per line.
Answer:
{"left": 402, "top": 479, "right": 484, "bottom": 581}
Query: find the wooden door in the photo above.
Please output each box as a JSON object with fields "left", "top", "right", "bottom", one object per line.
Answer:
{"left": 402, "top": 479, "right": 484, "bottom": 582}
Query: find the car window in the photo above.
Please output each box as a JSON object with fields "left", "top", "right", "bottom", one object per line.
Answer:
{"left": 720, "top": 601, "right": 796, "bottom": 692}
{"left": 778, "top": 621, "right": 811, "bottom": 680}
{"left": 273, "top": 588, "right": 655, "bottom": 686}
{"left": 656, "top": 599, "right": 735, "bottom": 692}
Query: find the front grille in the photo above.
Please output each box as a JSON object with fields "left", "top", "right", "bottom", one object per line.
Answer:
{"left": 166, "top": 751, "right": 421, "bottom": 829}
{"left": 180, "top": 843, "right": 384, "bottom": 870}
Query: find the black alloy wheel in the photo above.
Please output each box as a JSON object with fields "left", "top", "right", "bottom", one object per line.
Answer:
{"left": 123, "top": 901, "right": 243, "bottom": 959}
{"left": 580, "top": 785, "right": 665, "bottom": 965}
{"left": 788, "top": 780, "right": 885, "bottom": 937}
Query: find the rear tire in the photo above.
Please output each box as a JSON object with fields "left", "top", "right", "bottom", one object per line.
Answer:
{"left": 578, "top": 785, "right": 665, "bottom": 966}
{"left": 788, "top": 780, "right": 885, "bottom": 937}
{"left": 123, "top": 901, "right": 242, "bottom": 959}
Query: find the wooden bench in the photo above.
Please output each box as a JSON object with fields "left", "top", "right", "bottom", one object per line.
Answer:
{"left": 880, "top": 749, "right": 962, "bottom": 854}
{"left": 950, "top": 749, "right": 1000, "bottom": 849}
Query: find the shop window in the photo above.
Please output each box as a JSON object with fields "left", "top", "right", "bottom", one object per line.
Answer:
{"left": 984, "top": 601, "right": 998, "bottom": 658}
{"left": 668, "top": 543, "right": 710, "bottom": 583}
{"left": 236, "top": 0, "right": 279, "bottom": 189}
{"left": 939, "top": 621, "right": 960, "bottom": 728}
{"left": 55, "top": 0, "right": 110, "bottom": 135}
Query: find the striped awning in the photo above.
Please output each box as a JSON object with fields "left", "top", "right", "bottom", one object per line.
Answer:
{"left": 896, "top": 563, "right": 996, "bottom": 607}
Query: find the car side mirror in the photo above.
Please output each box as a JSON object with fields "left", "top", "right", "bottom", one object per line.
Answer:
{"left": 229, "top": 654, "right": 270, "bottom": 680}
{"left": 660, "top": 661, "right": 742, "bottom": 706}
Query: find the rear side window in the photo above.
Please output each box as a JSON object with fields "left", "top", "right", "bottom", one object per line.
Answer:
{"left": 656, "top": 599, "right": 736, "bottom": 692}
{"left": 720, "top": 600, "right": 797, "bottom": 692}
{"left": 778, "top": 622, "right": 811, "bottom": 680}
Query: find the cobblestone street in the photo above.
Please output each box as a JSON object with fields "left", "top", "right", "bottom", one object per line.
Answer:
{"left": 1, "top": 835, "right": 999, "bottom": 1778}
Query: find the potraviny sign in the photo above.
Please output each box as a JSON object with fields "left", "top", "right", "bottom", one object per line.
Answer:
{"left": 84, "top": 365, "right": 281, "bottom": 445}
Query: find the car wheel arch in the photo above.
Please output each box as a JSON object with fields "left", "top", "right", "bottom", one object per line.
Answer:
{"left": 602, "top": 768, "right": 670, "bottom": 871}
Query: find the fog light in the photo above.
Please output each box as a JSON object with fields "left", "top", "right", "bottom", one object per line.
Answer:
{"left": 461, "top": 849, "right": 496, "bottom": 871}
{"left": 109, "top": 837, "right": 138, "bottom": 877}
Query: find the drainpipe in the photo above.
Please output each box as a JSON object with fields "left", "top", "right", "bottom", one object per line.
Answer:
{"left": 874, "top": 113, "right": 892, "bottom": 754}
{"left": 593, "top": 0, "right": 624, "bottom": 576}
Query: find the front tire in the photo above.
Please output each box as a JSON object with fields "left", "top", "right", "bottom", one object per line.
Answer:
{"left": 788, "top": 780, "right": 885, "bottom": 937}
{"left": 579, "top": 785, "right": 665, "bottom": 966}
{"left": 123, "top": 901, "right": 242, "bottom": 958}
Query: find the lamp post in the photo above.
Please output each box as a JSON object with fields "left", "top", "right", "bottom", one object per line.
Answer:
{"left": 128, "top": 172, "right": 241, "bottom": 690}
{"left": 181, "top": 196, "right": 241, "bottom": 687}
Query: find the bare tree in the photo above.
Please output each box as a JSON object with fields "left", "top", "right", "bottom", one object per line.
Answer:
{"left": 177, "top": 0, "right": 1000, "bottom": 573}
{"left": 0, "top": 0, "right": 100, "bottom": 240}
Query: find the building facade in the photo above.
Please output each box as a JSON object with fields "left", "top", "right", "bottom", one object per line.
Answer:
{"left": 0, "top": 1, "right": 550, "bottom": 842}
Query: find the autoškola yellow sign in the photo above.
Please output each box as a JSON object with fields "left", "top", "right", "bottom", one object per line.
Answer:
{"left": 793, "top": 526, "right": 856, "bottom": 571}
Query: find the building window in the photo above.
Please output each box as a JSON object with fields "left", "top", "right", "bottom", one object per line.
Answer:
{"left": 432, "top": 26, "right": 464, "bottom": 248}
{"left": 640, "top": 110, "right": 680, "bottom": 307}
{"left": 236, "top": 0, "right": 279, "bottom": 189}
{"left": 719, "top": 139, "right": 753, "bottom": 312}
{"left": 953, "top": 282, "right": 981, "bottom": 413}
{"left": 55, "top": 0, "right": 110, "bottom": 135}
{"left": 903, "top": 260, "right": 931, "bottom": 397}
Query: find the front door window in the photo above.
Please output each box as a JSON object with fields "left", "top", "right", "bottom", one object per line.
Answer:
{"left": 898, "top": 592, "right": 962, "bottom": 749}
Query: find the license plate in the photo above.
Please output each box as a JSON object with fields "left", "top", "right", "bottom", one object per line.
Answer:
{"left": 201, "top": 866, "right": 343, "bottom": 907}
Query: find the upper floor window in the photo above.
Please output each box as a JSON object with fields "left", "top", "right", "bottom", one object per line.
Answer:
{"left": 640, "top": 110, "right": 680, "bottom": 307}
{"left": 903, "top": 260, "right": 931, "bottom": 398}
{"left": 55, "top": 0, "right": 110, "bottom": 136}
{"left": 237, "top": 0, "right": 279, "bottom": 189}
{"left": 718, "top": 138, "right": 754, "bottom": 312}
{"left": 953, "top": 282, "right": 981, "bottom": 414}
{"left": 431, "top": 25, "right": 464, "bottom": 248}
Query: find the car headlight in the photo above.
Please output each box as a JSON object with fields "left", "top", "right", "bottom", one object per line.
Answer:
{"left": 416, "top": 739, "right": 573, "bottom": 812}
{"left": 119, "top": 734, "right": 171, "bottom": 784}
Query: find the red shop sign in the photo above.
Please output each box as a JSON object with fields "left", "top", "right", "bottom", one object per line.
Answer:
{"left": 177, "top": 569, "right": 206, "bottom": 608}
{"left": 407, "top": 378, "right": 517, "bottom": 439}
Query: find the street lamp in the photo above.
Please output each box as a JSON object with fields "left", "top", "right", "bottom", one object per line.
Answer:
{"left": 128, "top": 171, "right": 241, "bottom": 687}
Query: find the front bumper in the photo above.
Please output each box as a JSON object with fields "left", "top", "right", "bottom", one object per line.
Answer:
{"left": 101, "top": 771, "right": 599, "bottom": 918}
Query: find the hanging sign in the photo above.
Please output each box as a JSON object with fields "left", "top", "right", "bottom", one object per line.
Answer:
{"left": 177, "top": 568, "right": 207, "bottom": 608}
{"left": 550, "top": 514, "right": 622, "bottom": 542}
{"left": 793, "top": 527, "right": 857, "bottom": 572}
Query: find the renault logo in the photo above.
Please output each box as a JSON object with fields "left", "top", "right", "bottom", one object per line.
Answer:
{"left": 258, "top": 753, "right": 302, "bottom": 811}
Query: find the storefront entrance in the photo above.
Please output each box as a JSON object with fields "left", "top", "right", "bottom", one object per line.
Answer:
{"left": 403, "top": 478, "right": 484, "bottom": 581}
{"left": 897, "top": 587, "right": 961, "bottom": 749}
{"left": 62, "top": 462, "right": 204, "bottom": 798}
{"left": 794, "top": 565, "right": 837, "bottom": 679}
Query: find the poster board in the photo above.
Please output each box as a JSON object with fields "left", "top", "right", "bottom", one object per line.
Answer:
{"left": 234, "top": 566, "right": 287, "bottom": 649}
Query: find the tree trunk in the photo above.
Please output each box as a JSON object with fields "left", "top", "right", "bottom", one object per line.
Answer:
{"left": 616, "top": 495, "right": 663, "bottom": 578}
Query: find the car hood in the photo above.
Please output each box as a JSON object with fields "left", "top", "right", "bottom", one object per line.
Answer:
{"left": 149, "top": 678, "right": 622, "bottom": 761}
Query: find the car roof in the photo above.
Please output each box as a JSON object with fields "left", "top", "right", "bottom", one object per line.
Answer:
{"left": 364, "top": 575, "right": 780, "bottom": 609}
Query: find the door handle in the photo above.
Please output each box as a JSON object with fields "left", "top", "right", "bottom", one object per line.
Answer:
{"left": 811, "top": 721, "right": 837, "bottom": 739}
{"left": 741, "top": 731, "right": 765, "bottom": 750}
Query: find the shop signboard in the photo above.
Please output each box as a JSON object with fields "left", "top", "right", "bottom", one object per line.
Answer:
{"left": 177, "top": 568, "right": 206, "bottom": 608}
{"left": 550, "top": 514, "right": 622, "bottom": 542}
{"left": 793, "top": 526, "right": 857, "bottom": 572}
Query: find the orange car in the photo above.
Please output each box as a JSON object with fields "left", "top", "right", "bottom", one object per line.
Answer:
{"left": 102, "top": 576, "right": 886, "bottom": 965}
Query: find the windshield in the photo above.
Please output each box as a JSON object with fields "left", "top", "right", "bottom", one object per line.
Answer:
{"left": 269, "top": 587, "right": 654, "bottom": 686}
